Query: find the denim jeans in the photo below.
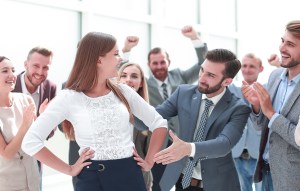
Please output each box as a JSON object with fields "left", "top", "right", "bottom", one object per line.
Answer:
{"left": 261, "top": 168, "right": 273, "bottom": 191}
{"left": 234, "top": 157, "right": 262, "bottom": 191}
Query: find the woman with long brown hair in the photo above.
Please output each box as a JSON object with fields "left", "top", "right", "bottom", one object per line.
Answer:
{"left": 22, "top": 32, "right": 167, "bottom": 191}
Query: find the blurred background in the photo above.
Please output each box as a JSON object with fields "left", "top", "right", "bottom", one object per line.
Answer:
{"left": 0, "top": 0, "right": 299, "bottom": 190}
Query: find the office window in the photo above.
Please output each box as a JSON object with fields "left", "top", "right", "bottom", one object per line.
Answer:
{"left": 200, "top": 0, "right": 236, "bottom": 32}
{"left": 164, "top": 0, "right": 198, "bottom": 24}
{"left": 159, "top": 27, "right": 199, "bottom": 71}
{"left": 90, "top": 15, "right": 150, "bottom": 73}
{"left": 84, "top": 0, "right": 149, "bottom": 15}
{"left": 0, "top": 1, "right": 80, "bottom": 86}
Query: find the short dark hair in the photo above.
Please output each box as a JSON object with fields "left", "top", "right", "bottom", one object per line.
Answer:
{"left": 0, "top": 56, "right": 10, "bottom": 62}
{"left": 27, "top": 47, "right": 53, "bottom": 60}
{"left": 206, "top": 49, "right": 241, "bottom": 79}
{"left": 147, "top": 47, "right": 170, "bottom": 63}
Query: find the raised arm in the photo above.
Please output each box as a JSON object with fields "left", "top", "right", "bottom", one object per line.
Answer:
{"left": 181, "top": 25, "right": 200, "bottom": 40}
{"left": 268, "top": 54, "right": 281, "bottom": 68}
{"left": 180, "top": 25, "right": 207, "bottom": 83}
{"left": 122, "top": 36, "right": 139, "bottom": 53}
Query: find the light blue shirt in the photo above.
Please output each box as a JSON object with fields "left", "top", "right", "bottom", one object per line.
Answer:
{"left": 263, "top": 70, "right": 300, "bottom": 162}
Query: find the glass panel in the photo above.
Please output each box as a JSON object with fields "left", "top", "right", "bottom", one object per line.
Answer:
{"left": 157, "top": 27, "right": 200, "bottom": 71}
{"left": 207, "top": 35, "right": 236, "bottom": 53}
{"left": 164, "top": 0, "right": 198, "bottom": 24}
{"left": 85, "top": 0, "right": 149, "bottom": 15}
{"left": 0, "top": 1, "right": 80, "bottom": 86}
{"left": 200, "top": 0, "right": 236, "bottom": 32}
{"left": 90, "top": 15, "right": 150, "bottom": 75}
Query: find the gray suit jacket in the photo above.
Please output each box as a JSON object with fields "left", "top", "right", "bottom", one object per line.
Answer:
{"left": 229, "top": 84, "right": 261, "bottom": 159}
{"left": 156, "top": 85, "right": 250, "bottom": 191}
{"left": 251, "top": 68, "right": 300, "bottom": 191}
{"left": 147, "top": 45, "right": 207, "bottom": 147}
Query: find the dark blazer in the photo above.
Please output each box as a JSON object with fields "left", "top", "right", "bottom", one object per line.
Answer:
{"left": 13, "top": 71, "right": 57, "bottom": 138}
{"left": 251, "top": 68, "right": 300, "bottom": 190}
{"left": 156, "top": 85, "right": 250, "bottom": 191}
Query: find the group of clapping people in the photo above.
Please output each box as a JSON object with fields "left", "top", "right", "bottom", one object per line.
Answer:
{"left": 1, "top": 20, "right": 300, "bottom": 191}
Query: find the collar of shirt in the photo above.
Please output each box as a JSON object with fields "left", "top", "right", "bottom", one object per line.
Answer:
{"left": 21, "top": 72, "right": 40, "bottom": 95}
{"left": 202, "top": 87, "right": 226, "bottom": 105}
{"left": 153, "top": 76, "right": 169, "bottom": 87}
{"left": 280, "top": 68, "right": 300, "bottom": 84}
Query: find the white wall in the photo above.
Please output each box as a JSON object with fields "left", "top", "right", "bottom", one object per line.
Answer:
{"left": 1, "top": 0, "right": 300, "bottom": 189}
{"left": 237, "top": 0, "right": 300, "bottom": 83}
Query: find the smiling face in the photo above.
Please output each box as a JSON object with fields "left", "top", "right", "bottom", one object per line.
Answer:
{"left": 279, "top": 31, "right": 300, "bottom": 68}
{"left": 241, "top": 56, "right": 263, "bottom": 85}
{"left": 148, "top": 51, "right": 169, "bottom": 81}
{"left": 24, "top": 52, "right": 52, "bottom": 91}
{"left": 0, "top": 58, "right": 16, "bottom": 93}
{"left": 119, "top": 64, "right": 143, "bottom": 92}
{"left": 198, "top": 60, "right": 230, "bottom": 97}
{"left": 98, "top": 45, "right": 122, "bottom": 79}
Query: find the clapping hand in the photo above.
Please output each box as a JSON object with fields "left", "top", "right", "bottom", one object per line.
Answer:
{"left": 22, "top": 103, "right": 36, "bottom": 131}
{"left": 39, "top": 98, "right": 49, "bottom": 114}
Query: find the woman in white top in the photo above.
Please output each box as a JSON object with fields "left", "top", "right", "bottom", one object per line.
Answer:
{"left": 22, "top": 32, "right": 167, "bottom": 191}
{"left": 0, "top": 56, "right": 40, "bottom": 191}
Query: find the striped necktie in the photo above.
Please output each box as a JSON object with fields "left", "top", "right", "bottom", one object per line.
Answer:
{"left": 181, "top": 99, "right": 213, "bottom": 189}
{"left": 161, "top": 83, "right": 168, "bottom": 100}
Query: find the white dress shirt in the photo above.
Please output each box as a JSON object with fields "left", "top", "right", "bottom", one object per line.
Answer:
{"left": 189, "top": 88, "right": 226, "bottom": 180}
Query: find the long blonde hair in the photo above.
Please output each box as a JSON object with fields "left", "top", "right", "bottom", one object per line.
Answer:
{"left": 62, "top": 32, "right": 133, "bottom": 140}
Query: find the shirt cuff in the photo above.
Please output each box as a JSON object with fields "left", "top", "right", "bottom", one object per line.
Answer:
{"left": 122, "top": 52, "right": 130, "bottom": 63}
{"left": 268, "top": 113, "right": 279, "bottom": 128}
{"left": 189, "top": 143, "right": 196, "bottom": 157}
{"left": 192, "top": 39, "right": 205, "bottom": 48}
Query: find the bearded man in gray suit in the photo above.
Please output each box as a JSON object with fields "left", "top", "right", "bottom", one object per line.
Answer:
{"left": 123, "top": 25, "right": 208, "bottom": 191}
{"left": 242, "top": 20, "right": 300, "bottom": 191}
{"left": 152, "top": 49, "right": 251, "bottom": 191}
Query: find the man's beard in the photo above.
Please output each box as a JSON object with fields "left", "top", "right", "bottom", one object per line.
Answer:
{"left": 198, "top": 79, "right": 223, "bottom": 94}
{"left": 281, "top": 59, "right": 300, "bottom": 68}
{"left": 26, "top": 73, "right": 41, "bottom": 87}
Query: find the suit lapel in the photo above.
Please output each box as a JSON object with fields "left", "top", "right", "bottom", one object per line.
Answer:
{"left": 37, "top": 82, "right": 44, "bottom": 116}
{"left": 269, "top": 75, "right": 282, "bottom": 103}
{"left": 168, "top": 74, "right": 179, "bottom": 93}
{"left": 204, "top": 89, "right": 231, "bottom": 138}
{"left": 280, "top": 79, "right": 300, "bottom": 116}
{"left": 13, "top": 72, "right": 24, "bottom": 92}
{"left": 148, "top": 77, "right": 164, "bottom": 103}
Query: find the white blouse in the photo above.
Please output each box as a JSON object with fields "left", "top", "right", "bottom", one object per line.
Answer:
{"left": 22, "top": 84, "right": 167, "bottom": 160}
